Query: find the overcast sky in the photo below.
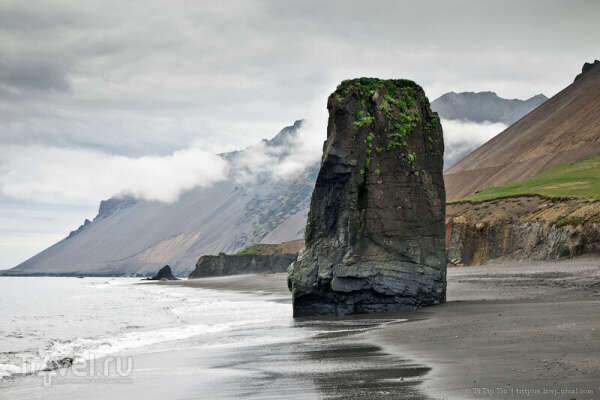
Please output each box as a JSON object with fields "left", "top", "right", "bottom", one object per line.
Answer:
{"left": 1, "top": 0, "right": 598, "bottom": 267}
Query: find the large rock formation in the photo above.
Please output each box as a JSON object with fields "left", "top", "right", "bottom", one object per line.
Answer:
{"left": 288, "top": 78, "right": 446, "bottom": 317}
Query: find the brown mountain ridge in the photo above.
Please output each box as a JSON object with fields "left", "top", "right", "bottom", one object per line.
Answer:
{"left": 445, "top": 61, "right": 600, "bottom": 201}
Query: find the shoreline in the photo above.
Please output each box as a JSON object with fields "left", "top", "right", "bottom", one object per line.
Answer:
{"left": 2, "top": 277, "right": 428, "bottom": 400}
{"left": 156, "top": 272, "right": 291, "bottom": 295}
{"left": 166, "top": 256, "right": 600, "bottom": 399}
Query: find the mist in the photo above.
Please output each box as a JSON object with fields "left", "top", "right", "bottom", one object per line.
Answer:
{"left": 0, "top": 145, "right": 228, "bottom": 205}
{"left": 0, "top": 115, "right": 507, "bottom": 207}
{"left": 442, "top": 119, "right": 508, "bottom": 169}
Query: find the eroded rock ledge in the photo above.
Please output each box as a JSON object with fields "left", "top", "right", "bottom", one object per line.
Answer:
{"left": 446, "top": 195, "right": 600, "bottom": 265}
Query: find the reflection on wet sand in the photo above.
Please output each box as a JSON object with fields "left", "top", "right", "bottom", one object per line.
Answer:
{"left": 213, "top": 316, "right": 430, "bottom": 399}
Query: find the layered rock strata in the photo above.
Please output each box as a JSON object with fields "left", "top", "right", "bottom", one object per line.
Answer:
{"left": 446, "top": 196, "right": 600, "bottom": 265}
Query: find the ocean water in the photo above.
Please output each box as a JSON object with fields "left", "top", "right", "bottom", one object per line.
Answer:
{"left": 0, "top": 277, "right": 302, "bottom": 379}
{"left": 0, "top": 277, "right": 429, "bottom": 399}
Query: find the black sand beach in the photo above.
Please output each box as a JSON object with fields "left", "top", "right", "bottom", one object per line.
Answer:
{"left": 177, "top": 256, "right": 600, "bottom": 399}
{"left": 3, "top": 257, "right": 599, "bottom": 400}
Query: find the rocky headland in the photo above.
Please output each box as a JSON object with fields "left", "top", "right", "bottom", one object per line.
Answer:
{"left": 288, "top": 78, "right": 447, "bottom": 317}
{"left": 189, "top": 253, "right": 298, "bottom": 278}
{"left": 188, "top": 240, "right": 302, "bottom": 278}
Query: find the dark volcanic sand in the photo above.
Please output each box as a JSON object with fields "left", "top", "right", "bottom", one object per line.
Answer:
{"left": 181, "top": 256, "right": 600, "bottom": 399}
{"left": 163, "top": 272, "right": 291, "bottom": 295}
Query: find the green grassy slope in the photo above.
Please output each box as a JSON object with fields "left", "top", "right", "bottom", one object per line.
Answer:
{"left": 235, "top": 244, "right": 272, "bottom": 255}
{"left": 459, "top": 156, "right": 600, "bottom": 202}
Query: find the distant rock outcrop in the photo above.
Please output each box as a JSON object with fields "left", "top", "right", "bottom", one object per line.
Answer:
{"left": 288, "top": 78, "right": 447, "bottom": 317}
{"left": 189, "top": 253, "right": 297, "bottom": 278}
{"left": 149, "top": 265, "right": 178, "bottom": 280}
{"left": 188, "top": 239, "right": 302, "bottom": 278}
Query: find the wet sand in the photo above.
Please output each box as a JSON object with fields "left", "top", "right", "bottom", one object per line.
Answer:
{"left": 178, "top": 256, "right": 600, "bottom": 399}
{"left": 162, "top": 272, "right": 291, "bottom": 295}
{"left": 372, "top": 256, "right": 600, "bottom": 400}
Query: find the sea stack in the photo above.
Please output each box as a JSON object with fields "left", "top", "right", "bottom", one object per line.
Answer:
{"left": 288, "top": 78, "right": 446, "bottom": 317}
{"left": 149, "top": 265, "right": 178, "bottom": 280}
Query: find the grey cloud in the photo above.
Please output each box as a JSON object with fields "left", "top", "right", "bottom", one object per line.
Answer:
{"left": 0, "top": 6, "right": 84, "bottom": 33}
{"left": 0, "top": 0, "right": 598, "bottom": 157}
{"left": 0, "top": 57, "right": 70, "bottom": 92}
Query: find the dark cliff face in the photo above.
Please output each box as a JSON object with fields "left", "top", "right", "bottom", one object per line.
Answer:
{"left": 447, "top": 220, "right": 600, "bottom": 265}
{"left": 445, "top": 196, "right": 600, "bottom": 265}
{"left": 288, "top": 78, "right": 447, "bottom": 317}
{"left": 189, "top": 253, "right": 298, "bottom": 278}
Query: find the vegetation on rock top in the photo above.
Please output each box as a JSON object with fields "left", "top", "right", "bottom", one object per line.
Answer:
{"left": 234, "top": 239, "right": 304, "bottom": 256}
{"left": 333, "top": 77, "right": 420, "bottom": 99}
{"left": 333, "top": 77, "right": 442, "bottom": 182}
{"left": 235, "top": 244, "right": 272, "bottom": 255}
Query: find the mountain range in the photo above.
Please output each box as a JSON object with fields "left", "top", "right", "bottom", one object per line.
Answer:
{"left": 431, "top": 91, "right": 547, "bottom": 125}
{"left": 7, "top": 87, "right": 565, "bottom": 275}
{"left": 9, "top": 121, "right": 316, "bottom": 276}
{"left": 445, "top": 60, "right": 600, "bottom": 201}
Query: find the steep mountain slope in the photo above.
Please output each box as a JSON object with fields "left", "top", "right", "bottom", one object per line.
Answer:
{"left": 445, "top": 61, "right": 600, "bottom": 201}
{"left": 431, "top": 91, "right": 547, "bottom": 125}
{"left": 460, "top": 156, "right": 600, "bottom": 202}
{"left": 9, "top": 121, "right": 317, "bottom": 276}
